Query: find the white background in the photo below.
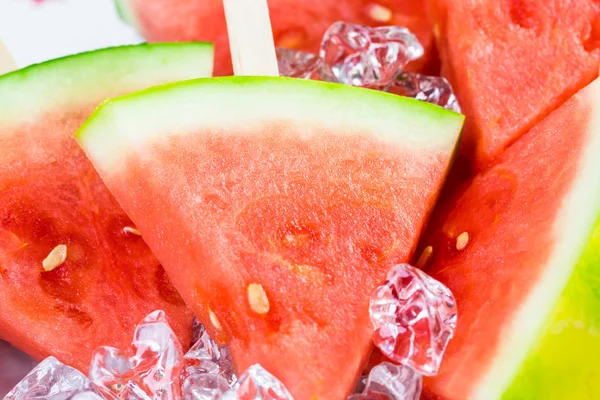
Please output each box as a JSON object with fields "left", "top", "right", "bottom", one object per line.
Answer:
{"left": 0, "top": 0, "right": 142, "bottom": 68}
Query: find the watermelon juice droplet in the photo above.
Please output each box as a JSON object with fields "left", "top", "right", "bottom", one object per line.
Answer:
{"left": 369, "top": 263, "right": 457, "bottom": 376}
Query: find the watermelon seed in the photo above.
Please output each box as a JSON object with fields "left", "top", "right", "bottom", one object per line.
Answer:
{"left": 456, "top": 232, "right": 469, "bottom": 251}
{"left": 433, "top": 23, "right": 441, "bottom": 40}
{"left": 366, "top": 4, "right": 393, "bottom": 23}
{"left": 247, "top": 283, "right": 270, "bottom": 314}
{"left": 416, "top": 246, "right": 433, "bottom": 268}
{"left": 42, "top": 244, "right": 67, "bottom": 271}
{"left": 123, "top": 226, "right": 141, "bottom": 236}
{"left": 209, "top": 308, "right": 222, "bottom": 330}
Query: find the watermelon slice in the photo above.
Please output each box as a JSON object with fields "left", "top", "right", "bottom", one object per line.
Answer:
{"left": 75, "top": 76, "right": 464, "bottom": 399}
{"left": 430, "top": 0, "right": 600, "bottom": 169}
{"left": 115, "top": 0, "right": 437, "bottom": 76}
{"left": 419, "top": 77, "right": 600, "bottom": 398}
{"left": 0, "top": 43, "right": 213, "bottom": 372}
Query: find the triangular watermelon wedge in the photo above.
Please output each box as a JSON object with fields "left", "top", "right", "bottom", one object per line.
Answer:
{"left": 420, "top": 77, "right": 600, "bottom": 398}
{"left": 430, "top": 0, "right": 600, "bottom": 169}
{"left": 0, "top": 43, "right": 213, "bottom": 372}
{"left": 76, "top": 77, "right": 464, "bottom": 399}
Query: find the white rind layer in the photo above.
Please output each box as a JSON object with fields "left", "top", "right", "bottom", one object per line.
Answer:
{"left": 76, "top": 76, "right": 464, "bottom": 176}
{"left": 472, "top": 77, "right": 600, "bottom": 399}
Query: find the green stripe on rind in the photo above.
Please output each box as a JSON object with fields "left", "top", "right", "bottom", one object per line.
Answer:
{"left": 75, "top": 76, "right": 464, "bottom": 175}
{"left": 114, "top": 0, "right": 138, "bottom": 28}
{"left": 0, "top": 43, "right": 214, "bottom": 127}
{"left": 503, "top": 217, "right": 600, "bottom": 399}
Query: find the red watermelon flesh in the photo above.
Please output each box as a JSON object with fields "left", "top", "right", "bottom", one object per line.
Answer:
{"left": 116, "top": 0, "right": 437, "bottom": 76}
{"left": 418, "top": 77, "right": 600, "bottom": 398}
{"left": 0, "top": 44, "right": 213, "bottom": 372}
{"left": 76, "top": 77, "right": 464, "bottom": 399}
{"left": 430, "top": 0, "right": 600, "bottom": 170}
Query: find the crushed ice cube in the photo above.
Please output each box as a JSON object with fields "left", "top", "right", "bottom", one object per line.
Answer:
{"left": 182, "top": 321, "right": 236, "bottom": 385}
{"left": 388, "top": 72, "right": 461, "bottom": 112}
{"left": 370, "top": 264, "right": 457, "bottom": 376}
{"left": 4, "top": 357, "right": 95, "bottom": 400}
{"left": 276, "top": 48, "right": 322, "bottom": 80}
{"left": 351, "top": 375, "right": 368, "bottom": 395}
{"left": 348, "top": 362, "right": 422, "bottom": 400}
{"left": 276, "top": 21, "right": 461, "bottom": 112}
{"left": 220, "top": 364, "right": 293, "bottom": 400}
{"left": 319, "top": 22, "right": 423, "bottom": 87}
{"left": 89, "top": 310, "right": 184, "bottom": 399}
{"left": 182, "top": 373, "right": 229, "bottom": 400}
{"left": 191, "top": 317, "right": 204, "bottom": 346}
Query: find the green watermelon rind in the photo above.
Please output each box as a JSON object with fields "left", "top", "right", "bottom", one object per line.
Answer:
{"left": 503, "top": 217, "right": 600, "bottom": 399}
{"left": 500, "top": 81, "right": 600, "bottom": 399}
{"left": 468, "top": 78, "right": 600, "bottom": 399}
{"left": 114, "top": 0, "right": 138, "bottom": 28}
{"left": 75, "top": 76, "right": 464, "bottom": 173}
{"left": 0, "top": 43, "right": 214, "bottom": 127}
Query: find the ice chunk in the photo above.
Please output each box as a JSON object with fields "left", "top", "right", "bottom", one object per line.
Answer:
{"left": 388, "top": 72, "right": 461, "bottom": 112}
{"left": 276, "top": 22, "right": 461, "bottom": 112}
{"left": 183, "top": 321, "right": 236, "bottom": 385}
{"left": 191, "top": 316, "right": 203, "bottom": 346}
{"left": 319, "top": 22, "right": 423, "bottom": 87}
{"left": 351, "top": 375, "right": 368, "bottom": 395}
{"left": 4, "top": 357, "right": 95, "bottom": 400}
{"left": 220, "top": 364, "right": 293, "bottom": 400}
{"left": 182, "top": 373, "right": 229, "bottom": 400}
{"left": 276, "top": 48, "right": 322, "bottom": 80}
{"left": 0, "top": 340, "right": 38, "bottom": 398}
{"left": 348, "top": 362, "right": 422, "bottom": 400}
{"left": 370, "top": 264, "right": 457, "bottom": 376}
{"left": 89, "top": 310, "right": 184, "bottom": 399}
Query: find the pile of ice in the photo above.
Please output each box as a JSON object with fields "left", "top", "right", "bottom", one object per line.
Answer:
{"left": 5, "top": 310, "right": 289, "bottom": 400}
{"left": 4, "top": 21, "right": 460, "bottom": 400}
{"left": 277, "top": 22, "right": 460, "bottom": 112}
{"left": 5, "top": 263, "right": 456, "bottom": 400}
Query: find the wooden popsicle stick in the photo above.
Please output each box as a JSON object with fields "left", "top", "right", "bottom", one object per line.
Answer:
{"left": 0, "top": 39, "right": 17, "bottom": 75}
{"left": 222, "top": 0, "right": 279, "bottom": 76}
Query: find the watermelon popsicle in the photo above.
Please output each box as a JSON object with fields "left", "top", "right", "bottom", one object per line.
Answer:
{"left": 74, "top": 1, "right": 464, "bottom": 398}
{"left": 0, "top": 43, "right": 214, "bottom": 374}
{"left": 419, "top": 76, "right": 600, "bottom": 399}
{"left": 75, "top": 76, "right": 463, "bottom": 400}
